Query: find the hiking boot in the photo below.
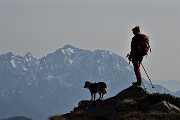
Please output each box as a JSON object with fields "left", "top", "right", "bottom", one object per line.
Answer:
{"left": 132, "top": 82, "right": 141, "bottom": 86}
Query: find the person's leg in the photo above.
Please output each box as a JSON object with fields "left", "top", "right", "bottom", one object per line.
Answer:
{"left": 132, "top": 60, "right": 142, "bottom": 85}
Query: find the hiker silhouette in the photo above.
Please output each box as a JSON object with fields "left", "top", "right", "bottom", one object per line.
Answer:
{"left": 128, "top": 26, "right": 150, "bottom": 86}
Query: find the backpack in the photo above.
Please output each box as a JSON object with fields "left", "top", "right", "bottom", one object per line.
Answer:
{"left": 138, "top": 34, "right": 150, "bottom": 56}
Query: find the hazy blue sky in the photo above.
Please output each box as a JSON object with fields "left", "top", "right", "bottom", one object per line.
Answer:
{"left": 0, "top": 0, "right": 180, "bottom": 81}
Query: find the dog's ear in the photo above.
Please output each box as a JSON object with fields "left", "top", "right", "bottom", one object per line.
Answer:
{"left": 84, "top": 81, "right": 88, "bottom": 88}
{"left": 84, "top": 81, "right": 91, "bottom": 88}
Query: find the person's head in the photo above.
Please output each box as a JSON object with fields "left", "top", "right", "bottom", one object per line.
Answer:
{"left": 132, "top": 26, "right": 140, "bottom": 35}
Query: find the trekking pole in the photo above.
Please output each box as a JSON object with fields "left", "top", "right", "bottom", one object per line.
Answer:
{"left": 141, "top": 63, "right": 154, "bottom": 88}
{"left": 141, "top": 80, "right": 146, "bottom": 89}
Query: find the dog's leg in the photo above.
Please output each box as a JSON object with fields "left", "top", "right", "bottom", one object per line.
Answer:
{"left": 100, "top": 93, "right": 103, "bottom": 99}
{"left": 98, "top": 92, "right": 101, "bottom": 99}
{"left": 101, "top": 94, "right": 104, "bottom": 100}
{"left": 93, "top": 93, "right": 96, "bottom": 101}
{"left": 99, "top": 92, "right": 104, "bottom": 100}
{"left": 91, "top": 93, "right": 93, "bottom": 101}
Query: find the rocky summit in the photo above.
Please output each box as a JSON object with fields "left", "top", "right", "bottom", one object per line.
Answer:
{"left": 49, "top": 85, "right": 180, "bottom": 120}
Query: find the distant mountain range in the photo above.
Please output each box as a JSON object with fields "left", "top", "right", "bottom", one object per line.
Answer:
{"left": 153, "top": 80, "right": 180, "bottom": 97}
{"left": 153, "top": 80, "right": 180, "bottom": 92}
{"left": 0, "top": 45, "right": 179, "bottom": 120}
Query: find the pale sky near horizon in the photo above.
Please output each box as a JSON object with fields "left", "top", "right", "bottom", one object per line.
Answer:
{"left": 0, "top": 0, "right": 180, "bottom": 81}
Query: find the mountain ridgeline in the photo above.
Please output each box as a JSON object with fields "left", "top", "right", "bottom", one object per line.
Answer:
{"left": 0, "top": 45, "right": 178, "bottom": 120}
{"left": 49, "top": 85, "right": 180, "bottom": 120}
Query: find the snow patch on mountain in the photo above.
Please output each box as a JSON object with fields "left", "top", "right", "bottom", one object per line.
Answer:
{"left": 10, "top": 59, "right": 16, "bottom": 68}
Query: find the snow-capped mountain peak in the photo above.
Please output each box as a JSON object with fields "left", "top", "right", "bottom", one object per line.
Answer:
{"left": 62, "top": 44, "right": 78, "bottom": 50}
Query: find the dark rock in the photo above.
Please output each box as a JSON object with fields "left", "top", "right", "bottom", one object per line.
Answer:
{"left": 150, "top": 101, "right": 180, "bottom": 113}
{"left": 49, "top": 85, "right": 180, "bottom": 120}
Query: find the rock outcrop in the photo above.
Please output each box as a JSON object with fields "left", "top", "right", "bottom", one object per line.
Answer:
{"left": 49, "top": 85, "right": 180, "bottom": 120}
{"left": 150, "top": 101, "right": 180, "bottom": 113}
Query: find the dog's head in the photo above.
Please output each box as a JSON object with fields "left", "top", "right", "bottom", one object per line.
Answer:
{"left": 83, "top": 81, "right": 91, "bottom": 88}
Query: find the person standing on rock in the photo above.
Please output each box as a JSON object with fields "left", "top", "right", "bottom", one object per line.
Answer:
{"left": 128, "top": 26, "right": 150, "bottom": 86}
